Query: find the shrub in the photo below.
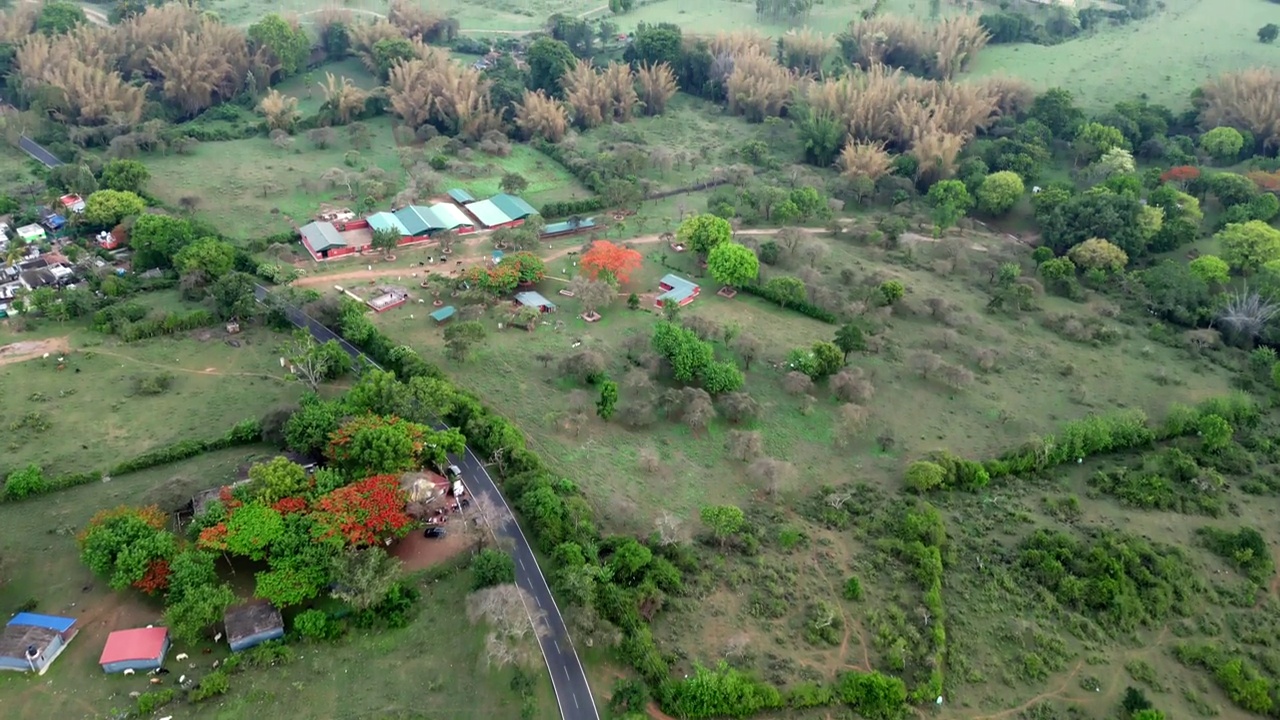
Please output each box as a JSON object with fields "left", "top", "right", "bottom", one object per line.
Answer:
{"left": 737, "top": 282, "right": 838, "bottom": 323}
{"left": 659, "top": 661, "right": 784, "bottom": 719}
{"left": 135, "top": 688, "right": 175, "bottom": 715}
{"left": 842, "top": 576, "right": 863, "bottom": 601}
{"left": 541, "top": 197, "right": 606, "bottom": 218}
{"left": 903, "top": 461, "right": 946, "bottom": 493}
{"left": 4, "top": 464, "right": 48, "bottom": 500}
{"left": 293, "top": 608, "right": 339, "bottom": 641}
{"left": 835, "top": 671, "right": 908, "bottom": 720}
{"left": 471, "top": 549, "right": 516, "bottom": 589}
{"left": 190, "top": 670, "right": 230, "bottom": 702}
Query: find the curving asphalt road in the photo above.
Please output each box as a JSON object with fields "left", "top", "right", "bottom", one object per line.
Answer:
{"left": 254, "top": 285, "right": 600, "bottom": 720}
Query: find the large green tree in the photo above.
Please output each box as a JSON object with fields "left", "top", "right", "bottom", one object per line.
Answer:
{"left": 706, "top": 242, "right": 759, "bottom": 288}
{"left": 223, "top": 503, "right": 285, "bottom": 561}
{"left": 100, "top": 159, "right": 150, "bottom": 194}
{"left": 248, "top": 14, "right": 311, "bottom": 80}
{"left": 677, "top": 214, "right": 732, "bottom": 256}
{"left": 37, "top": 1, "right": 85, "bottom": 35}
{"left": 163, "top": 549, "right": 235, "bottom": 644}
{"left": 83, "top": 189, "right": 145, "bottom": 229}
{"left": 329, "top": 547, "right": 404, "bottom": 609}
{"left": 174, "top": 237, "right": 237, "bottom": 280}
{"left": 976, "top": 171, "right": 1024, "bottom": 216}
{"left": 926, "top": 180, "right": 972, "bottom": 234}
{"left": 1218, "top": 220, "right": 1280, "bottom": 274}
{"left": 248, "top": 457, "right": 311, "bottom": 504}
{"left": 210, "top": 271, "right": 258, "bottom": 320}
{"left": 527, "top": 37, "right": 576, "bottom": 96}
{"left": 79, "top": 506, "right": 176, "bottom": 592}
{"left": 130, "top": 213, "right": 197, "bottom": 270}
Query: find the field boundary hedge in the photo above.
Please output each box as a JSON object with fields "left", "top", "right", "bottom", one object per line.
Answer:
{"left": 0, "top": 419, "right": 264, "bottom": 503}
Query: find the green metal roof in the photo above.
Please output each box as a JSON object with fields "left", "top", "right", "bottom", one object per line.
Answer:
{"left": 447, "top": 188, "right": 475, "bottom": 203}
{"left": 542, "top": 217, "right": 597, "bottom": 235}
{"left": 658, "top": 274, "right": 699, "bottom": 304}
{"left": 465, "top": 199, "right": 512, "bottom": 228}
{"left": 428, "top": 202, "right": 473, "bottom": 230}
{"left": 394, "top": 206, "right": 435, "bottom": 236}
{"left": 430, "top": 305, "right": 456, "bottom": 322}
{"left": 299, "top": 221, "right": 346, "bottom": 252}
{"left": 488, "top": 193, "right": 537, "bottom": 220}
{"left": 367, "top": 212, "right": 409, "bottom": 235}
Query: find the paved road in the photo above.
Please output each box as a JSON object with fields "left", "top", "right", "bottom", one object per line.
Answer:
{"left": 18, "top": 136, "right": 63, "bottom": 168}
{"left": 254, "top": 285, "right": 601, "bottom": 720}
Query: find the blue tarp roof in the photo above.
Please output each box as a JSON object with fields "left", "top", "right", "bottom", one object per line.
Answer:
{"left": 489, "top": 193, "right": 537, "bottom": 220}
{"left": 447, "top": 188, "right": 475, "bottom": 203}
{"left": 8, "top": 613, "right": 75, "bottom": 633}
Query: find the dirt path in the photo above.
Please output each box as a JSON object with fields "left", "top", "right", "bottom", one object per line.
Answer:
{"left": 291, "top": 227, "right": 786, "bottom": 289}
{"left": 0, "top": 336, "right": 71, "bottom": 367}
{"left": 971, "top": 660, "right": 1085, "bottom": 720}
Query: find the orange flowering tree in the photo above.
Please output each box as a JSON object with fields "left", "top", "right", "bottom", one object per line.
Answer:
{"left": 79, "top": 505, "right": 176, "bottom": 594}
{"left": 582, "top": 240, "right": 643, "bottom": 284}
{"left": 1159, "top": 165, "right": 1200, "bottom": 185}
{"left": 312, "top": 474, "right": 414, "bottom": 546}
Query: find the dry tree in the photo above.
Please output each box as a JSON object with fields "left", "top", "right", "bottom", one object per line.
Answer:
{"left": 725, "top": 49, "right": 793, "bottom": 122}
{"left": 317, "top": 72, "right": 369, "bottom": 125}
{"left": 1199, "top": 68, "right": 1280, "bottom": 150}
{"left": 514, "top": 90, "right": 569, "bottom": 142}
{"left": 149, "top": 30, "right": 239, "bottom": 117}
{"left": 976, "top": 74, "right": 1036, "bottom": 118}
{"left": 909, "top": 130, "right": 966, "bottom": 184}
{"left": 636, "top": 62, "right": 678, "bottom": 116}
{"left": 350, "top": 20, "right": 406, "bottom": 74}
{"left": 779, "top": 29, "right": 834, "bottom": 75}
{"left": 387, "top": 0, "right": 449, "bottom": 40}
{"left": 705, "top": 30, "right": 773, "bottom": 59}
{"left": 838, "top": 138, "right": 893, "bottom": 180}
{"left": 258, "top": 89, "right": 300, "bottom": 132}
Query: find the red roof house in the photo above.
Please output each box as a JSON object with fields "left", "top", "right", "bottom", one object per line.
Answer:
{"left": 99, "top": 627, "right": 170, "bottom": 674}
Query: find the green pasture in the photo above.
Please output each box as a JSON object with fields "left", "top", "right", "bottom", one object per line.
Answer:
{"left": 0, "top": 326, "right": 303, "bottom": 477}
{"left": 193, "top": 0, "right": 602, "bottom": 30}
{"left": 0, "top": 446, "right": 554, "bottom": 720}
{"left": 969, "top": 0, "right": 1279, "bottom": 109}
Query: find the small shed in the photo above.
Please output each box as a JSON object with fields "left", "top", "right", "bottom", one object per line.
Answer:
{"left": 299, "top": 221, "right": 347, "bottom": 258}
{"left": 224, "top": 602, "right": 285, "bottom": 652}
{"left": 488, "top": 193, "right": 538, "bottom": 221}
{"left": 99, "top": 627, "right": 170, "bottom": 674}
{"left": 15, "top": 225, "right": 46, "bottom": 244}
{"left": 59, "top": 194, "right": 86, "bottom": 214}
{"left": 515, "top": 291, "right": 557, "bottom": 313}
{"left": 430, "top": 305, "right": 456, "bottom": 324}
{"left": 447, "top": 188, "right": 476, "bottom": 204}
{"left": 541, "top": 217, "right": 596, "bottom": 238}
{"left": 0, "top": 613, "right": 77, "bottom": 674}
{"left": 656, "top": 274, "right": 700, "bottom": 308}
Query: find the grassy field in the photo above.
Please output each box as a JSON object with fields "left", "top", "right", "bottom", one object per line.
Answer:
{"left": 0, "top": 324, "right": 304, "bottom": 477}
{"left": 185, "top": 0, "right": 604, "bottom": 30}
{"left": 0, "top": 143, "right": 40, "bottom": 197}
{"left": 0, "top": 447, "right": 555, "bottom": 720}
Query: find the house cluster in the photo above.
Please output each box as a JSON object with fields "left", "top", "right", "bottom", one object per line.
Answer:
{"left": 0, "top": 603, "right": 286, "bottom": 676}
{"left": 298, "top": 189, "right": 539, "bottom": 261}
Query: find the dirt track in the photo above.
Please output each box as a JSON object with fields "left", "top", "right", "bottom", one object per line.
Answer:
{"left": 0, "top": 336, "right": 71, "bottom": 367}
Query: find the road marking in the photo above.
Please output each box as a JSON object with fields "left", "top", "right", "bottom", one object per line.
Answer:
{"left": 574, "top": 693, "right": 580, "bottom": 709}
{"left": 554, "top": 639, "right": 561, "bottom": 653}
{"left": 519, "top": 558, "right": 527, "bottom": 571}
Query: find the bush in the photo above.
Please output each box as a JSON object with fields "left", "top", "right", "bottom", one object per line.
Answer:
{"left": 293, "top": 608, "right": 341, "bottom": 641}
{"left": 541, "top": 197, "right": 606, "bottom": 218}
{"left": 843, "top": 576, "right": 863, "bottom": 601}
{"left": 135, "top": 688, "right": 175, "bottom": 715}
{"left": 737, "top": 282, "right": 838, "bottom": 323}
{"left": 3, "top": 464, "right": 48, "bottom": 500}
{"left": 190, "top": 670, "right": 230, "bottom": 702}
{"left": 903, "top": 461, "right": 946, "bottom": 493}
{"left": 471, "top": 548, "right": 516, "bottom": 589}
{"left": 835, "top": 671, "right": 908, "bottom": 720}
{"left": 659, "top": 662, "right": 784, "bottom": 719}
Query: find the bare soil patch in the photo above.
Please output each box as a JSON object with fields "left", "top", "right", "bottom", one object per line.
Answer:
{"left": 392, "top": 528, "right": 469, "bottom": 572}
{"left": 0, "top": 336, "right": 71, "bottom": 367}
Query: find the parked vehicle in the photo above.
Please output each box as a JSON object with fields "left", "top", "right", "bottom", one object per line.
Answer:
{"left": 424, "top": 527, "right": 447, "bottom": 539}
{"left": 446, "top": 464, "right": 463, "bottom": 479}
{"left": 451, "top": 480, "right": 465, "bottom": 497}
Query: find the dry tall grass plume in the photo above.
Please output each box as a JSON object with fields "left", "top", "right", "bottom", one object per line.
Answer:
{"left": 350, "top": 20, "right": 407, "bottom": 74}
{"left": 844, "top": 14, "right": 989, "bottom": 79}
{"left": 387, "top": 0, "right": 449, "bottom": 40}
{"left": 14, "top": 32, "right": 147, "bottom": 126}
{"left": 258, "top": 89, "right": 300, "bottom": 132}
{"left": 780, "top": 29, "right": 834, "bottom": 75}
{"left": 386, "top": 55, "right": 500, "bottom": 140}
{"left": 839, "top": 139, "right": 893, "bottom": 180}
{"left": 976, "top": 75, "right": 1036, "bottom": 117}
{"left": 705, "top": 30, "right": 773, "bottom": 59}
{"left": 515, "top": 90, "right": 569, "bottom": 142}
{"left": 636, "top": 62, "right": 679, "bottom": 116}
{"left": 726, "top": 49, "right": 794, "bottom": 122}
{"left": 1199, "top": 68, "right": 1280, "bottom": 150}
{"left": 317, "top": 72, "right": 369, "bottom": 125}
{"left": 908, "top": 130, "right": 966, "bottom": 184}
{"left": 0, "top": 4, "right": 39, "bottom": 44}
{"left": 563, "top": 60, "right": 639, "bottom": 129}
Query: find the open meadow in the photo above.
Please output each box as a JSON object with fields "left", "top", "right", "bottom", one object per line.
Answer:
{"left": 0, "top": 320, "right": 304, "bottom": 477}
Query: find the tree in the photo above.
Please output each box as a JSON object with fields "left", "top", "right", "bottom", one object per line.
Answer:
{"left": 313, "top": 474, "right": 414, "bottom": 546}
{"left": 765, "top": 276, "right": 807, "bottom": 308}
{"left": 904, "top": 461, "right": 946, "bottom": 493}
{"left": 210, "top": 272, "right": 258, "bottom": 321}
{"left": 444, "top": 320, "right": 487, "bottom": 362}
{"left": 248, "top": 457, "right": 311, "bottom": 504}
{"left": 596, "top": 380, "right": 619, "bottom": 419}
{"left": 1201, "top": 126, "right": 1246, "bottom": 162}
{"left": 677, "top": 214, "right": 732, "bottom": 256}
{"left": 1260, "top": 23, "right": 1280, "bottom": 44}
{"left": 1218, "top": 220, "right": 1280, "bottom": 273}
{"left": 79, "top": 506, "right": 175, "bottom": 593}
{"left": 528, "top": 37, "right": 576, "bottom": 95}
{"left": 1029, "top": 88, "right": 1084, "bottom": 140}
{"left": 809, "top": 341, "right": 845, "bottom": 379}
{"left": 164, "top": 549, "right": 235, "bottom": 642}
{"left": 706, "top": 242, "right": 759, "bottom": 290}
{"left": 699, "top": 361, "right": 745, "bottom": 395}
{"left": 926, "top": 180, "right": 972, "bottom": 234}
{"left": 285, "top": 330, "right": 350, "bottom": 390}
{"left": 36, "top": 1, "right": 85, "bottom": 34}
{"left": 733, "top": 334, "right": 762, "bottom": 370}
{"left": 581, "top": 240, "right": 643, "bottom": 283}
{"left": 568, "top": 276, "right": 616, "bottom": 316}
{"left": 500, "top": 173, "right": 529, "bottom": 195}
{"left": 100, "top": 159, "right": 150, "bottom": 194}
{"left": 130, "top": 214, "right": 196, "bottom": 270}
{"left": 1188, "top": 255, "right": 1231, "bottom": 286}
{"left": 370, "top": 229, "right": 400, "bottom": 256}
{"left": 329, "top": 547, "right": 404, "bottom": 609}
{"left": 83, "top": 190, "right": 145, "bottom": 228}
{"left": 700, "top": 505, "right": 745, "bottom": 548}
{"left": 472, "top": 548, "right": 516, "bottom": 589}
{"left": 1074, "top": 122, "right": 1127, "bottom": 164}
{"left": 652, "top": 321, "right": 714, "bottom": 382}
{"left": 834, "top": 323, "right": 867, "bottom": 361}
{"left": 976, "top": 171, "right": 1024, "bottom": 215}
{"left": 174, "top": 237, "right": 236, "bottom": 280}
{"left": 218, "top": 504, "right": 285, "bottom": 561}
{"left": 1068, "top": 238, "right": 1129, "bottom": 272}
{"left": 326, "top": 415, "right": 431, "bottom": 476}
{"left": 248, "top": 14, "right": 311, "bottom": 79}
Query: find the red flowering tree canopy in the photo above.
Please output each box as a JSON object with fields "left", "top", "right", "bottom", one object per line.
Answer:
{"left": 1247, "top": 170, "right": 1280, "bottom": 193}
{"left": 509, "top": 251, "right": 546, "bottom": 284}
{"left": 134, "top": 559, "right": 171, "bottom": 595}
{"left": 582, "top": 240, "right": 643, "bottom": 284}
{"left": 462, "top": 262, "right": 521, "bottom": 295}
{"left": 326, "top": 414, "right": 429, "bottom": 476}
{"left": 78, "top": 505, "right": 176, "bottom": 593}
{"left": 1159, "top": 165, "right": 1200, "bottom": 184}
{"left": 312, "top": 474, "right": 413, "bottom": 546}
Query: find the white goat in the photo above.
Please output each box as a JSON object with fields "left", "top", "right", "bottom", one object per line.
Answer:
{"left": 122, "top": 668, "right": 135, "bottom": 675}
{"left": 175, "top": 653, "right": 188, "bottom": 661}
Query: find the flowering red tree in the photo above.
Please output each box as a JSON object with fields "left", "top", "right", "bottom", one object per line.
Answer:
{"left": 461, "top": 262, "right": 521, "bottom": 295}
{"left": 197, "top": 523, "right": 229, "bottom": 551}
{"left": 582, "top": 240, "right": 643, "bottom": 283}
{"left": 134, "top": 559, "right": 171, "bottom": 595}
{"left": 1246, "top": 170, "right": 1280, "bottom": 193}
{"left": 312, "top": 475, "right": 413, "bottom": 546}
{"left": 272, "top": 496, "right": 309, "bottom": 515}
{"left": 1159, "top": 165, "right": 1200, "bottom": 185}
